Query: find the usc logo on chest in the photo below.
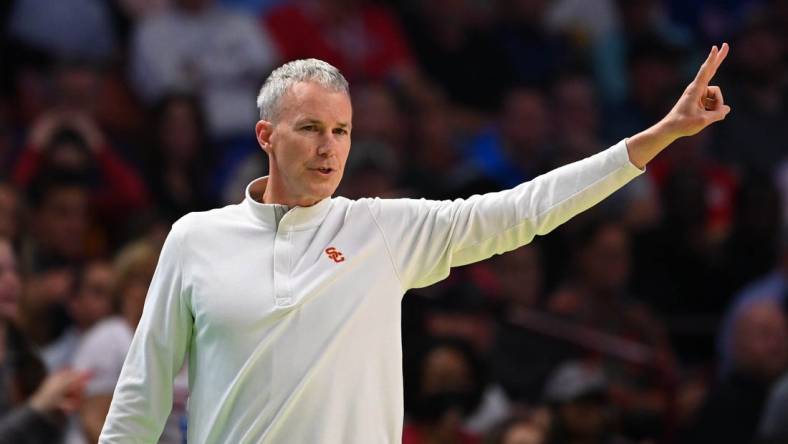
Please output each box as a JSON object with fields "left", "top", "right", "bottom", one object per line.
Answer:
{"left": 324, "top": 247, "right": 345, "bottom": 263}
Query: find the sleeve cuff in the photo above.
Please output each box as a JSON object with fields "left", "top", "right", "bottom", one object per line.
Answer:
{"left": 619, "top": 138, "right": 647, "bottom": 173}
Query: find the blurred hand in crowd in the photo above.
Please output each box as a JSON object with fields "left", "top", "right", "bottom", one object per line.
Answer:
{"left": 28, "top": 369, "right": 91, "bottom": 416}
{"left": 28, "top": 111, "right": 105, "bottom": 153}
{"left": 24, "top": 269, "right": 74, "bottom": 310}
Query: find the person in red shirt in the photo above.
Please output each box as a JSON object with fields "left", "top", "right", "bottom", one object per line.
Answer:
{"left": 265, "top": 0, "right": 413, "bottom": 82}
{"left": 12, "top": 112, "right": 149, "bottom": 228}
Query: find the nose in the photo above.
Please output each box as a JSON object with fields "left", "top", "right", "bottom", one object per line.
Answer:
{"left": 316, "top": 133, "right": 339, "bottom": 157}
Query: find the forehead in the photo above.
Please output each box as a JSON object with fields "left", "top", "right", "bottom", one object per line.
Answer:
{"left": 277, "top": 81, "right": 352, "bottom": 124}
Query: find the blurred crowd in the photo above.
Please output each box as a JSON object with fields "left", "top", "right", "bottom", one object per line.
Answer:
{"left": 2, "top": 0, "right": 788, "bottom": 443}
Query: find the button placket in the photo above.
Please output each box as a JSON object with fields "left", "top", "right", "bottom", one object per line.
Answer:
{"left": 273, "top": 220, "right": 294, "bottom": 308}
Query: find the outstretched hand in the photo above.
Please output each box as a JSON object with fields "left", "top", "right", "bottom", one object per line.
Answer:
{"left": 665, "top": 43, "right": 731, "bottom": 138}
{"left": 626, "top": 43, "right": 731, "bottom": 169}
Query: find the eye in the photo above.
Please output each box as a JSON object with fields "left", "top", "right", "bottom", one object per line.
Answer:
{"left": 301, "top": 124, "right": 318, "bottom": 132}
{"left": 333, "top": 128, "right": 348, "bottom": 135}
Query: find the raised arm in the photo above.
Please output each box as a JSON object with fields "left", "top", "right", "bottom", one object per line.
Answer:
{"left": 98, "top": 217, "right": 194, "bottom": 443}
{"left": 369, "top": 44, "right": 731, "bottom": 291}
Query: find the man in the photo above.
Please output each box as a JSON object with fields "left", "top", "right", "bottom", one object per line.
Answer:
{"left": 100, "top": 45, "right": 731, "bottom": 443}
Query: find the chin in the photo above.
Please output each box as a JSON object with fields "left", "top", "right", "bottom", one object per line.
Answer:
{"left": 302, "top": 187, "right": 336, "bottom": 205}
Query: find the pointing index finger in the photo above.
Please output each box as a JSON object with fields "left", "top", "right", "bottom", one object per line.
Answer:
{"left": 714, "top": 42, "right": 730, "bottom": 72}
{"left": 694, "top": 43, "right": 729, "bottom": 86}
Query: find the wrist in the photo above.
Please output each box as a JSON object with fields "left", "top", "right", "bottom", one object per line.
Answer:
{"left": 653, "top": 117, "right": 684, "bottom": 144}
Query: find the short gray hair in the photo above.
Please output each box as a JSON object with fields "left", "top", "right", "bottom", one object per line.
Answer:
{"left": 256, "top": 59, "right": 349, "bottom": 122}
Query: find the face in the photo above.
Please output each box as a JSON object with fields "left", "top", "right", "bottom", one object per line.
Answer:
{"left": 494, "top": 244, "right": 542, "bottom": 305}
{"left": 351, "top": 84, "right": 400, "bottom": 144}
{"left": 733, "top": 301, "right": 788, "bottom": 381}
{"left": 502, "top": 89, "right": 549, "bottom": 152}
{"left": 70, "top": 261, "right": 115, "bottom": 330}
{"left": 421, "top": 346, "right": 472, "bottom": 395}
{"left": 55, "top": 66, "right": 101, "bottom": 114}
{"left": 160, "top": 99, "right": 201, "bottom": 163}
{"left": 37, "top": 186, "right": 89, "bottom": 259}
{"left": 581, "top": 225, "right": 630, "bottom": 294}
{"left": 256, "top": 81, "right": 352, "bottom": 207}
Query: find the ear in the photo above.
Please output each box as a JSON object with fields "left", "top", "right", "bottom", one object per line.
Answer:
{"left": 255, "top": 120, "right": 274, "bottom": 155}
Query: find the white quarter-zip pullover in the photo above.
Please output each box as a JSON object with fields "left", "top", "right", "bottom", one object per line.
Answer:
{"left": 99, "top": 139, "right": 643, "bottom": 443}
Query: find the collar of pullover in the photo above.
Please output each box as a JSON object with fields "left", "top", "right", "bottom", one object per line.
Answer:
{"left": 243, "top": 177, "right": 333, "bottom": 231}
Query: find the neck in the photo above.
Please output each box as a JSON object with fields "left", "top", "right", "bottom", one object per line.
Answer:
{"left": 260, "top": 172, "right": 321, "bottom": 207}
{"left": 262, "top": 187, "right": 318, "bottom": 207}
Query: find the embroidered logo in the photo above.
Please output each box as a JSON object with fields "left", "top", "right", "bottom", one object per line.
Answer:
{"left": 325, "top": 247, "right": 345, "bottom": 263}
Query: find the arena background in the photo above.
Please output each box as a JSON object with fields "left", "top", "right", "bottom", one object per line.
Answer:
{"left": 2, "top": 0, "right": 788, "bottom": 443}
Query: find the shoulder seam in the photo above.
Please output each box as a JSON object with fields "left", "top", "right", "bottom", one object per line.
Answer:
{"left": 363, "top": 199, "right": 406, "bottom": 292}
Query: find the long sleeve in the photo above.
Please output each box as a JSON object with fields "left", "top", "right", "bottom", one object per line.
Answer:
{"left": 99, "top": 216, "right": 194, "bottom": 443}
{"left": 367, "top": 139, "right": 644, "bottom": 290}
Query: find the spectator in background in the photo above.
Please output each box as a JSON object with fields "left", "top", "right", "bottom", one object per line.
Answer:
{"left": 717, "top": 225, "right": 788, "bottom": 379}
{"left": 144, "top": 93, "right": 217, "bottom": 221}
{"left": 0, "top": 236, "right": 89, "bottom": 444}
{"left": 711, "top": 16, "right": 787, "bottom": 173}
{"left": 549, "top": 73, "right": 660, "bottom": 234}
{"left": 490, "top": 243, "right": 577, "bottom": 405}
{"left": 492, "top": 0, "right": 572, "bottom": 89}
{"left": 606, "top": 36, "right": 685, "bottom": 141}
{"left": 398, "top": 0, "right": 513, "bottom": 112}
{"left": 463, "top": 88, "right": 554, "bottom": 189}
{"left": 264, "top": 0, "right": 439, "bottom": 109}
{"left": 40, "top": 260, "right": 115, "bottom": 372}
{"left": 543, "top": 360, "right": 633, "bottom": 444}
{"left": 265, "top": 0, "right": 412, "bottom": 84}
{"left": 332, "top": 83, "right": 409, "bottom": 199}
{"left": 335, "top": 139, "right": 401, "bottom": 200}
{"left": 13, "top": 112, "right": 149, "bottom": 236}
{"left": 629, "top": 160, "right": 721, "bottom": 360}
{"left": 130, "top": 0, "right": 277, "bottom": 138}
{"left": 550, "top": 74, "right": 605, "bottom": 167}
{"left": 70, "top": 238, "right": 187, "bottom": 444}
{"left": 404, "top": 337, "right": 493, "bottom": 444}
{"left": 6, "top": 0, "right": 117, "bottom": 62}
{"left": 45, "top": 61, "right": 145, "bottom": 140}
{"left": 547, "top": 219, "right": 677, "bottom": 441}
{"left": 646, "top": 130, "right": 736, "bottom": 244}
{"left": 543, "top": 0, "right": 624, "bottom": 103}
{"left": 0, "top": 318, "right": 89, "bottom": 444}
{"left": 401, "top": 101, "right": 486, "bottom": 199}
{"left": 717, "top": 174, "right": 783, "bottom": 299}
{"left": 681, "top": 298, "right": 788, "bottom": 444}
{"left": 23, "top": 171, "right": 91, "bottom": 269}
{"left": 349, "top": 83, "right": 407, "bottom": 154}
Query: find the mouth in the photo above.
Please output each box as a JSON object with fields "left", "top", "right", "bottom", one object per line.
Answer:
{"left": 310, "top": 167, "right": 335, "bottom": 175}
